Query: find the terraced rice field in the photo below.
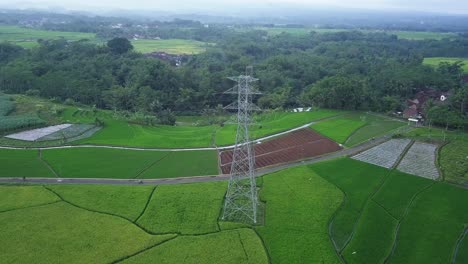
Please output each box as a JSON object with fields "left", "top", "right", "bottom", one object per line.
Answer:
{"left": 397, "top": 142, "right": 440, "bottom": 180}
{"left": 220, "top": 128, "right": 341, "bottom": 174}
{"left": 352, "top": 139, "right": 411, "bottom": 168}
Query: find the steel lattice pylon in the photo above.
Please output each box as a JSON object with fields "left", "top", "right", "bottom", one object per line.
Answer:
{"left": 221, "top": 66, "right": 261, "bottom": 224}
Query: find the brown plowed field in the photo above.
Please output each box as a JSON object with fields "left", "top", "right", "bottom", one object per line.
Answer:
{"left": 219, "top": 128, "right": 342, "bottom": 174}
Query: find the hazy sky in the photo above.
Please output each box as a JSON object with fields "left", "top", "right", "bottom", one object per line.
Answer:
{"left": 4, "top": 0, "right": 468, "bottom": 14}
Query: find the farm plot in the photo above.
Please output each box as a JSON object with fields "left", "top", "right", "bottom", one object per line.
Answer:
{"left": 121, "top": 229, "right": 268, "bottom": 264}
{"left": 36, "top": 124, "right": 99, "bottom": 141}
{"left": 397, "top": 142, "right": 439, "bottom": 180}
{"left": 5, "top": 124, "right": 71, "bottom": 141}
{"left": 0, "top": 148, "right": 54, "bottom": 178}
{"left": 352, "top": 139, "right": 411, "bottom": 168}
{"left": 42, "top": 148, "right": 218, "bottom": 179}
{"left": 389, "top": 183, "right": 468, "bottom": 263}
{"left": 256, "top": 166, "right": 343, "bottom": 263}
{"left": 219, "top": 128, "right": 342, "bottom": 174}
{"left": 136, "top": 182, "right": 226, "bottom": 235}
{"left": 310, "top": 113, "right": 367, "bottom": 143}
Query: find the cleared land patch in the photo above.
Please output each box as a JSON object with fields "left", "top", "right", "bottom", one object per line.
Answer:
{"left": 0, "top": 185, "right": 59, "bottom": 212}
{"left": 220, "top": 128, "right": 342, "bottom": 173}
{"left": 0, "top": 148, "right": 54, "bottom": 178}
{"left": 0, "top": 201, "right": 175, "bottom": 263}
{"left": 137, "top": 181, "right": 226, "bottom": 234}
{"left": 121, "top": 229, "right": 268, "bottom": 264}
{"left": 352, "top": 139, "right": 411, "bottom": 168}
{"left": 256, "top": 166, "right": 343, "bottom": 263}
{"left": 397, "top": 142, "right": 439, "bottom": 180}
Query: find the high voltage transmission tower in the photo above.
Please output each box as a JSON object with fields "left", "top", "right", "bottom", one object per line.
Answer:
{"left": 221, "top": 66, "right": 261, "bottom": 224}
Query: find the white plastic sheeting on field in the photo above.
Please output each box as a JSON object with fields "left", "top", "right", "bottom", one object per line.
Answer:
{"left": 5, "top": 124, "right": 72, "bottom": 141}
{"left": 352, "top": 139, "right": 411, "bottom": 168}
{"left": 397, "top": 142, "right": 439, "bottom": 180}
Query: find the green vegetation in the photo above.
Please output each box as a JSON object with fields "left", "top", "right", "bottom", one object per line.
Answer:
{"left": 342, "top": 171, "right": 432, "bottom": 263}
{"left": 215, "top": 109, "right": 342, "bottom": 146}
{"left": 342, "top": 200, "right": 397, "bottom": 264}
{"left": 0, "top": 94, "right": 45, "bottom": 132}
{"left": 0, "top": 25, "right": 97, "bottom": 48}
{"left": 122, "top": 229, "right": 268, "bottom": 264}
{"left": 47, "top": 184, "right": 154, "bottom": 220}
{"left": 373, "top": 171, "right": 433, "bottom": 219}
{"left": 345, "top": 114, "right": 405, "bottom": 146}
{"left": 456, "top": 230, "right": 468, "bottom": 264}
{"left": 439, "top": 140, "right": 468, "bottom": 184}
{"left": 389, "top": 183, "right": 468, "bottom": 263}
{"left": 139, "top": 150, "right": 218, "bottom": 178}
{"left": 423, "top": 57, "right": 468, "bottom": 72}
{"left": 131, "top": 39, "right": 209, "bottom": 54}
{"left": 0, "top": 185, "right": 59, "bottom": 212}
{"left": 248, "top": 27, "right": 456, "bottom": 40}
{"left": 0, "top": 149, "right": 54, "bottom": 178}
{"left": 137, "top": 182, "right": 226, "bottom": 234}
{"left": 41, "top": 148, "right": 218, "bottom": 179}
{"left": 256, "top": 166, "right": 342, "bottom": 263}
{"left": 311, "top": 113, "right": 367, "bottom": 143}
{"left": 0, "top": 201, "right": 175, "bottom": 263}
{"left": 42, "top": 148, "right": 167, "bottom": 178}
{"left": 310, "top": 158, "right": 389, "bottom": 250}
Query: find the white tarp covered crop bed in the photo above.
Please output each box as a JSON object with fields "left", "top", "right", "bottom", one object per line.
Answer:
{"left": 5, "top": 124, "right": 72, "bottom": 141}
{"left": 397, "top": 142, "right": 439, "bottom": 180}
{"left": 352, "top": 139, "right": 411, "bottom": 168}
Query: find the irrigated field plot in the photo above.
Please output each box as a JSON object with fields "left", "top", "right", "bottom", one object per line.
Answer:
{"left": 389, "top": 183, "right": 468, "bottom": 263}
{"left": 352, "top": 139, "right": 411, "bottom": 168}
{"left": 397, "top": 142, "right": 439, "bottom": 180}
{"left": 345, "top": 114, "right": 405, "bottom": 146}
{"left": 137, "top": 182, "right": 226, "bottom": 234}
{"left": 439, "top": 139, "right": 468, "bottom": 185}
{"left": 256, "top": 166, "right": 343, "bottom": 263}
{"left": 423, "top": 57, "right": 468, "bottom": 72}
{"left": 131, "top": 39, "right": 209, "bottom": 54}
{"left": 220, "top": 128, "right": 341, "bottom": 174}
{"left": 0, "top": 148, "right": 54, "bottom": 178}
{"left": 310, "top": 113, "right": 367, "bottom": 143}
{"left": 0, "top": 25, "right": 97, "bottom": 48}
{"left": 41, "top": 148, "right": 218, "bottom": 179}
{"left": 310, "top": 158, "right": 389, "bottom": 251}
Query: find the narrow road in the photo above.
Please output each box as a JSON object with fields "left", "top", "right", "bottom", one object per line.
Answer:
{"left": 0, "top": 133, "right": 392, "bottom": 186}
{"left": 0, "top": 121, "right": 319, "bottom": 152}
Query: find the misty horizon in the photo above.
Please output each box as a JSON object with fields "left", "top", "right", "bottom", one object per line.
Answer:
{"left": 2, "top": 0, "right": 468, "bottom": 17}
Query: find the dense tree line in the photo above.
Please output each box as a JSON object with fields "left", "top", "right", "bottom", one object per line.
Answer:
{"left": 0, "top": 30, "right": 466, "bottom": 128}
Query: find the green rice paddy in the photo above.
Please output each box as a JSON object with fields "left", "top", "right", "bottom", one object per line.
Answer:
{"left": 131, "top": 39, "right": 209, "bottom": 54}
{"left": 423, "top": 57, "right": 468, "bottom": 72}
{"left": 1, "top": 156, "right": 467, "bottom": 263}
